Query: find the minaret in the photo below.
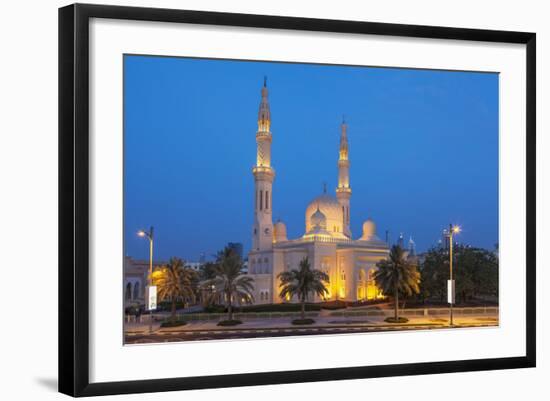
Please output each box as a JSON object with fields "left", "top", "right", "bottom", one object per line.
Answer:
{"left": 252, "top": 78, "right": 275, "bottom": 251}
{"left": 336, "top": 117, "right": 352, "bottom": 238}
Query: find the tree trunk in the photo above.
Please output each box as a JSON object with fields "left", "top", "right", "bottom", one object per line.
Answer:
{"left": 171, "top": 298, "right": 176, "bottom": 322}
{"left": 301, "top": 300, "right": 306, "bottom": 320}
{"left": 227, "top": 293, "right": 233, "bottom": 321}
{"left": 394, "top": 286, "right": 399, "bottom": 320}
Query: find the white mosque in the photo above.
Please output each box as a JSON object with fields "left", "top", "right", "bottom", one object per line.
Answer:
{"left": 248, "top": 80, "right": 390, "bottom": 304}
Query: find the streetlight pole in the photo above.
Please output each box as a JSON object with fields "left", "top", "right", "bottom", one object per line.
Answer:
{"left": 138, "top": 226, "right": 154, "bottom": 333}
{"left": 447, "top": 224, "right": 460, "bottom": 327}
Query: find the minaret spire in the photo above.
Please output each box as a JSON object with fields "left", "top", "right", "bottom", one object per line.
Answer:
{"left": 336, "top": 118, "right": 352, "bottom": 238}
{"left": 252, "top": 79, "right": 275, "bottom": 251}
{"left": 258, "top": 78, "right": 271, "bottom": 133}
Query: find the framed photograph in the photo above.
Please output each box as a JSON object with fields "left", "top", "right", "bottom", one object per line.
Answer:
{"left": 58, "top": 3, "right": 536, "bottom": 397}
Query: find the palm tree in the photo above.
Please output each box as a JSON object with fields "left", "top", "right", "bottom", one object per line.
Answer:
{"left": 374, "top": 245, "right": 420, "bottom": 321}
{"left": 277, "top": 257, "right": 329, "bottom": 321}
{"left": 152, "top": 257, "right": 198, "bottom": 323}
{"left": 204, "top": 247, "right": 254, "bottom": 322}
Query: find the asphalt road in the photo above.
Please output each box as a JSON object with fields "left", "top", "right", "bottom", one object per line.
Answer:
{"left": 125, "top": 321, "right": 497, "bottom": 344}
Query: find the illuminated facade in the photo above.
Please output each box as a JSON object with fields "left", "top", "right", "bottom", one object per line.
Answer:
{"left": 248, "top": 81, "right": 389, "bottom": 304}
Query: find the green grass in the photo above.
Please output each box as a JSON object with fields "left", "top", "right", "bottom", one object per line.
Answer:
{"left": 291, "top": 318, "right": 316, "bottom": 325}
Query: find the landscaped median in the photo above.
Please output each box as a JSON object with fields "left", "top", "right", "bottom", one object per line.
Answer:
{"left": 148, "top": 306, "right": 499, "bottom": 328}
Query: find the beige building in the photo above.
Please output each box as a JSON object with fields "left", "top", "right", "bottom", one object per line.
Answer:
{"left": 123, "top": 257, "right": 166, "bottom": 306}
{"left": 248, "top": 81, "right": 389, "bottom": 304}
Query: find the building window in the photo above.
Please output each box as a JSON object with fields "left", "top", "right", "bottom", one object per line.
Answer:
{"left": 125, "top": 282, "right": 132, "bottom": 300}
{"left": 259, "top": 190, "right": 263, "bottom": 210}
{"left": 133, "top": 282, "right": 140, "bottom": 299}
{"left": 266, "top": 190, "right": 269, "bottom": 210}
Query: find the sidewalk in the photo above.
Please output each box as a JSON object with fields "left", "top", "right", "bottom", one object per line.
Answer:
{"left": 125, "top": 312, "right": 498, "bottom": 334}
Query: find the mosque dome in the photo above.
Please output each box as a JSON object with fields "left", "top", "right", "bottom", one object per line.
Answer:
{"left": 273, "top": 220, "right": 288, "bottom": 242}
{"left": 305, "top": 194, "right": 345, "bottom": 237}
{"left": 310, "top": 207, "right": 327, "bottom": 229}
{"left": 360, "top": 218, "right": 377, "bottom": 241}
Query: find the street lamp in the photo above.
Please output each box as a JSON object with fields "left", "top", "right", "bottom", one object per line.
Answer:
{"left": 138, "top": 226, "right": 154, "bottom": 333}
{"left": 445, "top": 224, "right": 460, "bottom": 326}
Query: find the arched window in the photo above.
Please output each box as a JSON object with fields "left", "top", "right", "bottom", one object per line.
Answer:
{"left": 133, "top": 282, "right": 140, "bottom": 299}
{"left": 367, "top": 269, "right": 375, "bottom": 282}
{"left": 260, "top": 292, "right": 264, "bottom": 301}
{"left": 125, "top": 282, "right": 132, "bottom": 300}
{"left": 259, "top": 190, "right": 263, "bottom": 211}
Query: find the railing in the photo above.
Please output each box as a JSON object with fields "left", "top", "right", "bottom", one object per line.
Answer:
{"left": 275, "top": 235, "right": 388, "bottom": 249}
{"left": 160, "top": 307, "right": 499, "bottom": 322}
{"left": 173, "top": 311, "right": 320, "bottom": 321}
{"left": 329, "top": 307, "right": 499, "bottom": 317}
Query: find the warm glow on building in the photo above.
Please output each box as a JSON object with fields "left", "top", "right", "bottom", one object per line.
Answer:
{"left": 247, "top": 81, "right": 390, "bottom": 305}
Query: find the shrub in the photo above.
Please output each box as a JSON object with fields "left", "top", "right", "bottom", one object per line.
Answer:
{"left": 320, "top": 300, "right": 348, "bottom": 310}
{"left": 348, "top": 299, "right": 386, "bottom": 308}
{"left": 157, "top": 301, "right": 187, "bottom": 311}
{"left": 384, "top": 317, "right": 409, "bottom": 323}
{"left": 204, "top": 304, "right": 226, "bottom": 313}
{"left": 125, "top": 304, "right": 145, "bottom": 315}
{"left": 217, "top": 319, "right": 243, "bottom": 326}
{"left": 291, "top": 318, "right": 315, "bottom": 325}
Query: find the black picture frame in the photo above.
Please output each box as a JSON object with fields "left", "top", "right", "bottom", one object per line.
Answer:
{"left": 59, "top": 3, "right": 536, "bottom": 397}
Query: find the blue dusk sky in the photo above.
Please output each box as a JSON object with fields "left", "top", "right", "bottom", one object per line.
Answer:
{"left": 124, "top": 55, "right": 499, "bottom": 262}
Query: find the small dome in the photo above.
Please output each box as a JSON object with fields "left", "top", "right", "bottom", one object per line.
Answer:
{"left": 360, "top": 218, "right": 377, "bottom": 240}
{"left": 310, "top": 207, "right": 327, "bottom": 229}
{"left": 273, "top": 221, "right": 288, "bottom": 242}
{"left": 305, "top": 194, "right": 345, "bottom": 237}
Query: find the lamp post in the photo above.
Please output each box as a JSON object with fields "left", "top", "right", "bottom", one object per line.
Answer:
{"left": 446, "top": 224, "right": 460, "bottom": 327}
{"left": 138, "top": 226, "right": 154, "bottom": 333}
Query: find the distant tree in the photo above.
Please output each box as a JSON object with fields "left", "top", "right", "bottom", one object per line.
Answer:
{"left": 277, "top": 257, "right": 329, "bottom": 320}
{"left": 152, "top": 257, "right": 198, "bottom": 322}
{"left": 419, "top": 248, "right": 448, "bottom": 303}
{"left": 419, "top": 246, "right": 499, "bottom": 304}
{"left": 455, "top": 246, "right": 499, "bottom": 302}
{"left": 374, "top": 245, "right": 420, "bottom": 320}
{"left": 198, "top": 261, "right": 218, "bottom": 281}
{"left": 203, "top": 247, "right": 254, "bottom": 321}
